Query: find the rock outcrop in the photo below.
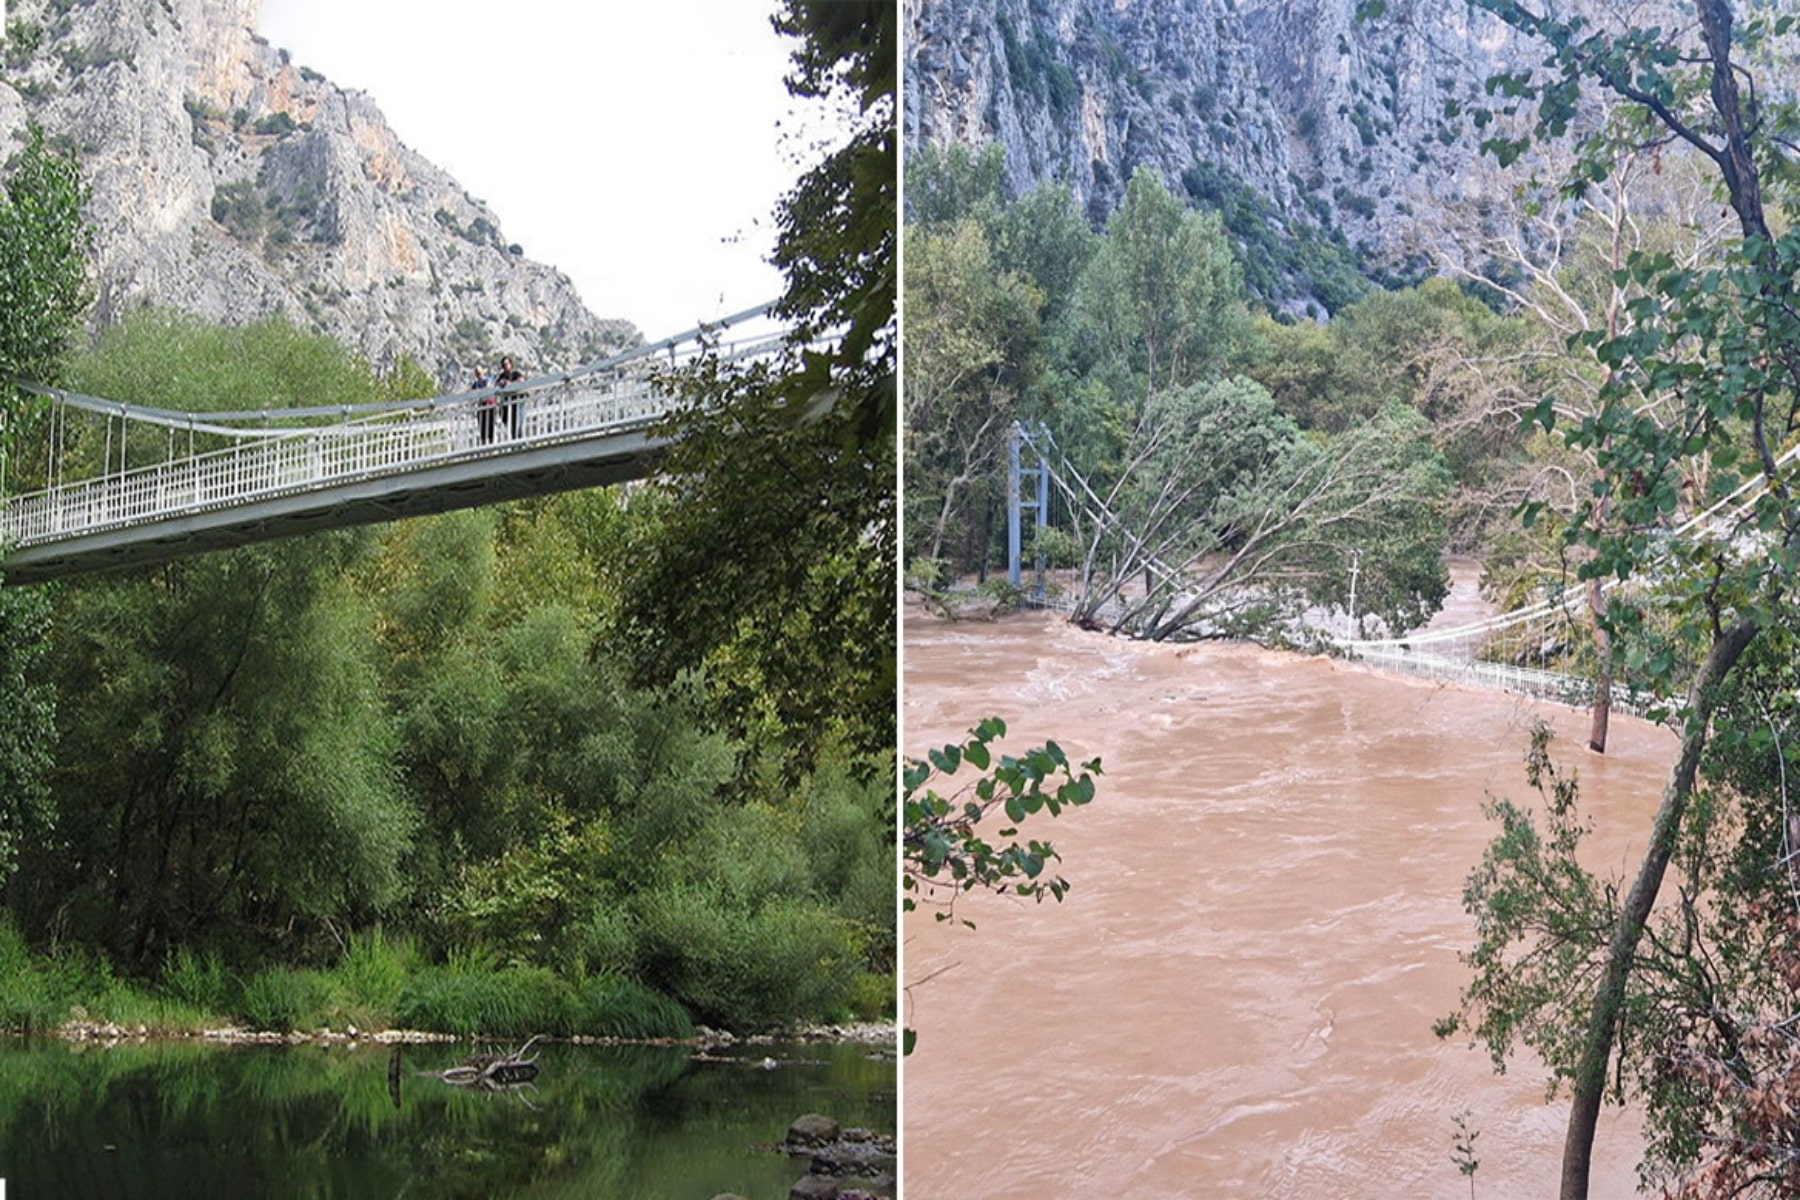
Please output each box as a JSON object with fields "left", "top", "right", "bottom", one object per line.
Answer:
{"left": 904, "top": 0, "right": 1678, "bottom": 309}
{"left": 0, "top": 0, "right": 638, "bottom": 385}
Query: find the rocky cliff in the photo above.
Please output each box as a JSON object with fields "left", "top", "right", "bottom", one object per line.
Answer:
{"left": 0, "top": 0, "right": 638, "bottom": 387}
{"left": 904, "top": 0, "right": 1588, "bottom": 312}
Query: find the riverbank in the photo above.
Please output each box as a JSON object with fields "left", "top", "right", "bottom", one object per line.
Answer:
{"left": 47, "top": 1016, "right": 898, "bottom": 1051}
{"left": 1, "top": 918, "right": 893, "bottom": 1053}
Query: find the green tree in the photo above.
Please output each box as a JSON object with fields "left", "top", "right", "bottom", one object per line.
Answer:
{"left": 362, "top": 490, "right": 883, "bottom": 1027}
{"left": 1424, "top": 5, "right": 1800, "bottom": 1196}
{"left": 10, "top": 316, "right": 414, "bottom": 966}
{"left": 19, "top": 532, "right": 410, "bottom": 966}
{"left": 903, "top": 145, "right": 1096, "bottom": 577}
{"left": 0, "top": 126, "right": 90, "bottom": 887}
{"left": 0, "top": 592, "right": 51, "bottom": 885}
{"left": 620, "top": 0, "right": 895, "bottom": 776}
{"left": 1064, "top": 168, "right": 1248, "bottom": 410}
{"left": 904, "top": 142, "right": 1005, "bottom": 227}
{"left": 0, "top": 125, "right": 90, "bottom": 482}
{"left": 903, "top": 216, "right": 1042, "bottom": 564}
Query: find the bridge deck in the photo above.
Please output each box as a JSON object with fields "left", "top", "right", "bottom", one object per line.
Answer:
{"left": 2, "top": 375, "right": 669, "bottom": 585}
{"left": 1, "top": 308, "right": 791, "bottom": 585}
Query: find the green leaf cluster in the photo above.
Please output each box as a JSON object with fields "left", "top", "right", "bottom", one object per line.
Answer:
{"left": 902, "top": 717, "right": 1101, "bottom": 921}
{"left": 0, "top": 130, "right": 88, "bottom": 891}
{"left": 622, "top": 0, "right": 895, "bottom": 778}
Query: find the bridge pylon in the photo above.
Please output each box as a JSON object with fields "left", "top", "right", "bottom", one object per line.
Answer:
{"left": 1007, "top": 420, "right": 1049, "bottom": 601}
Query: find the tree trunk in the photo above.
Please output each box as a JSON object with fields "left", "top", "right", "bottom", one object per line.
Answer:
{"left": 1562, "top": 6, "right": 1771, "bottom": 1186}
{"left": 1585, "top": 575, "right": 1611, "bottom": 753}
{"left": 977, "top": 495, "right": 992, "bottom": 583}
{"left": 1559, "top": 615, "right": 1757, "bottom": 1200}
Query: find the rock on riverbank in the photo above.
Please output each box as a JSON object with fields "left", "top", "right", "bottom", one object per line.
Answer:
{"left": 775, "top": 1113, "right": 897, "bottom": 1199}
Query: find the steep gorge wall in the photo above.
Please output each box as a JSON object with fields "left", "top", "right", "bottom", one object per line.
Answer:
{"left": 905, "top": 0, "right": 1557, "bottom": 307}
{"left": 0, "top": 0, "right": 638, "bottom": 386}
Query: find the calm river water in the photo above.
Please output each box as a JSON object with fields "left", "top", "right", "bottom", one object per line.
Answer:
{"left": 904, "top": 607, "right": 1675, "bottom": 1199}
{"left": 0, "top": 1037, "right": 893, "bottom": 1198}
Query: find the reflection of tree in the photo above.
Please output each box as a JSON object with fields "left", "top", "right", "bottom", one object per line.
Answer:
{"left": 0, "top": 1040, "right": 897, "bottom": 1196}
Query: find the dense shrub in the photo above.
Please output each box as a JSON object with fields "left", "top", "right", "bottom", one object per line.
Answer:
{"left": 635, "top": 886, "right": 859, "bottom": 1029}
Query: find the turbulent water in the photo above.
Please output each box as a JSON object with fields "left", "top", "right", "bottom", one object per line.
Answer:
{"left": 903, "top": 606, "right": 1675, "bottom": 1199}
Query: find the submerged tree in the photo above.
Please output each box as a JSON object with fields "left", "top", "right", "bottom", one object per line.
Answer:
{"left": 1066, "top": 379, "right": 1451, "bottom": 640}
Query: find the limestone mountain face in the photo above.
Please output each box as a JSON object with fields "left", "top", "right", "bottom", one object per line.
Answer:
{"left": 0, "top": 0, "right": 638, "bottom": 387}
{"left": 906, "top": 0, "right": 1303, "bottom": 224}
{"left": 904, "top": 0, "right": 1590, "bottom": 309}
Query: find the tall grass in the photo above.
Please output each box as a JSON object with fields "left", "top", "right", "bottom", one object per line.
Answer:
{"left": 0, "top": 918, "right": 62, "bottom": 1033}
{"left": 394, "top": 965, "right": 693, "bottom": 1039}
{"left": 238, "top": 968, "right": 332, "bottom": 1031}
{"left": 0, "top": 917, "right": 698, "bottom": 1039}
{"left": 572, "top": 974, "right": 694, "bottom": 1040}
{"left": 161, "top": 946, "right": 232, "bottom": 1014}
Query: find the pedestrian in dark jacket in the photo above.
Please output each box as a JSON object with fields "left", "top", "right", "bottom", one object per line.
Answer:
{"left": 471, "top": 364, "right": 496, "bottom": 444}
{"left": 495, "top": 356, "right": 525, "bottom": 439}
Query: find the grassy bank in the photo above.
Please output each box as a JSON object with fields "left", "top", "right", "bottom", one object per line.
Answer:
{"left": 0, "top": 922, "right": 893, "bottom": 1041}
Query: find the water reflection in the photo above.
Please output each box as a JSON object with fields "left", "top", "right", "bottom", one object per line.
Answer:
{"left": 0, "top": 1036, "right": 894, "bottom": 1198}
{"left": 406, "top": 1036, "right": 544, "bottom": 1106}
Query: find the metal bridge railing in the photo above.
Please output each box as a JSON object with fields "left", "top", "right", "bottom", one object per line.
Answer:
{"left": 2, "top": 316, "right": 800, "bottom": 550}
{"left": 3, "top": 371, "right": 666, "bottom": 547}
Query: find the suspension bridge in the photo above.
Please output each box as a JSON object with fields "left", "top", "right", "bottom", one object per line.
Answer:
{"left": 0, "top": 305, "right": 796, "bottom": 585}
{"left": 1001, "top": 419, "right": 1797, "bottom": 718}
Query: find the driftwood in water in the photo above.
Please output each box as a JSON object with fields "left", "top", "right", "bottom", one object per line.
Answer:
{"left": 431, "top": 1034, "right": 543, "bottom": 1091}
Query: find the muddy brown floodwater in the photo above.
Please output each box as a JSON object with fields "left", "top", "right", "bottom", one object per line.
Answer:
{"left": 903, "top": 607, "right": 1678, "bottom": 1199}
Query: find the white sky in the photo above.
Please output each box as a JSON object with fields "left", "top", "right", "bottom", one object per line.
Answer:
{"left": 257, "top": 0, "right": 811, "bottom": 340}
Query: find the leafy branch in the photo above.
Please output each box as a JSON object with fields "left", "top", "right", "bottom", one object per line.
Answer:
{"left": 902, "top": 717, "right": 1100, "bottom": 925}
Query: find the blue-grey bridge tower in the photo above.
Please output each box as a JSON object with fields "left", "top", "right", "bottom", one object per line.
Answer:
{"left": 1007, "top": 420, "right": 1050, "bottom": 601}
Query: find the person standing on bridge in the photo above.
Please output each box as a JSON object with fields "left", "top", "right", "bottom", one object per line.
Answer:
{"left": 496, "top": 355, "right": 525, "bottom": 439}
{"left": 471, "top": 364, "right": 497, "bottom": 444}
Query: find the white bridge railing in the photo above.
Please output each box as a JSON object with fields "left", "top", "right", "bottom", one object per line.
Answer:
{"left": 1346, "top": 643, "right": 1656, "bottom": 717}
{"left": 3, "top": 308, "right": 796, "bottom": 550}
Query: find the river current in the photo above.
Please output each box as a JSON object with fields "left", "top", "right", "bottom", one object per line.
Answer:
{"left": 903, "top": 605, "right": 1674, "bottom": 1198}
